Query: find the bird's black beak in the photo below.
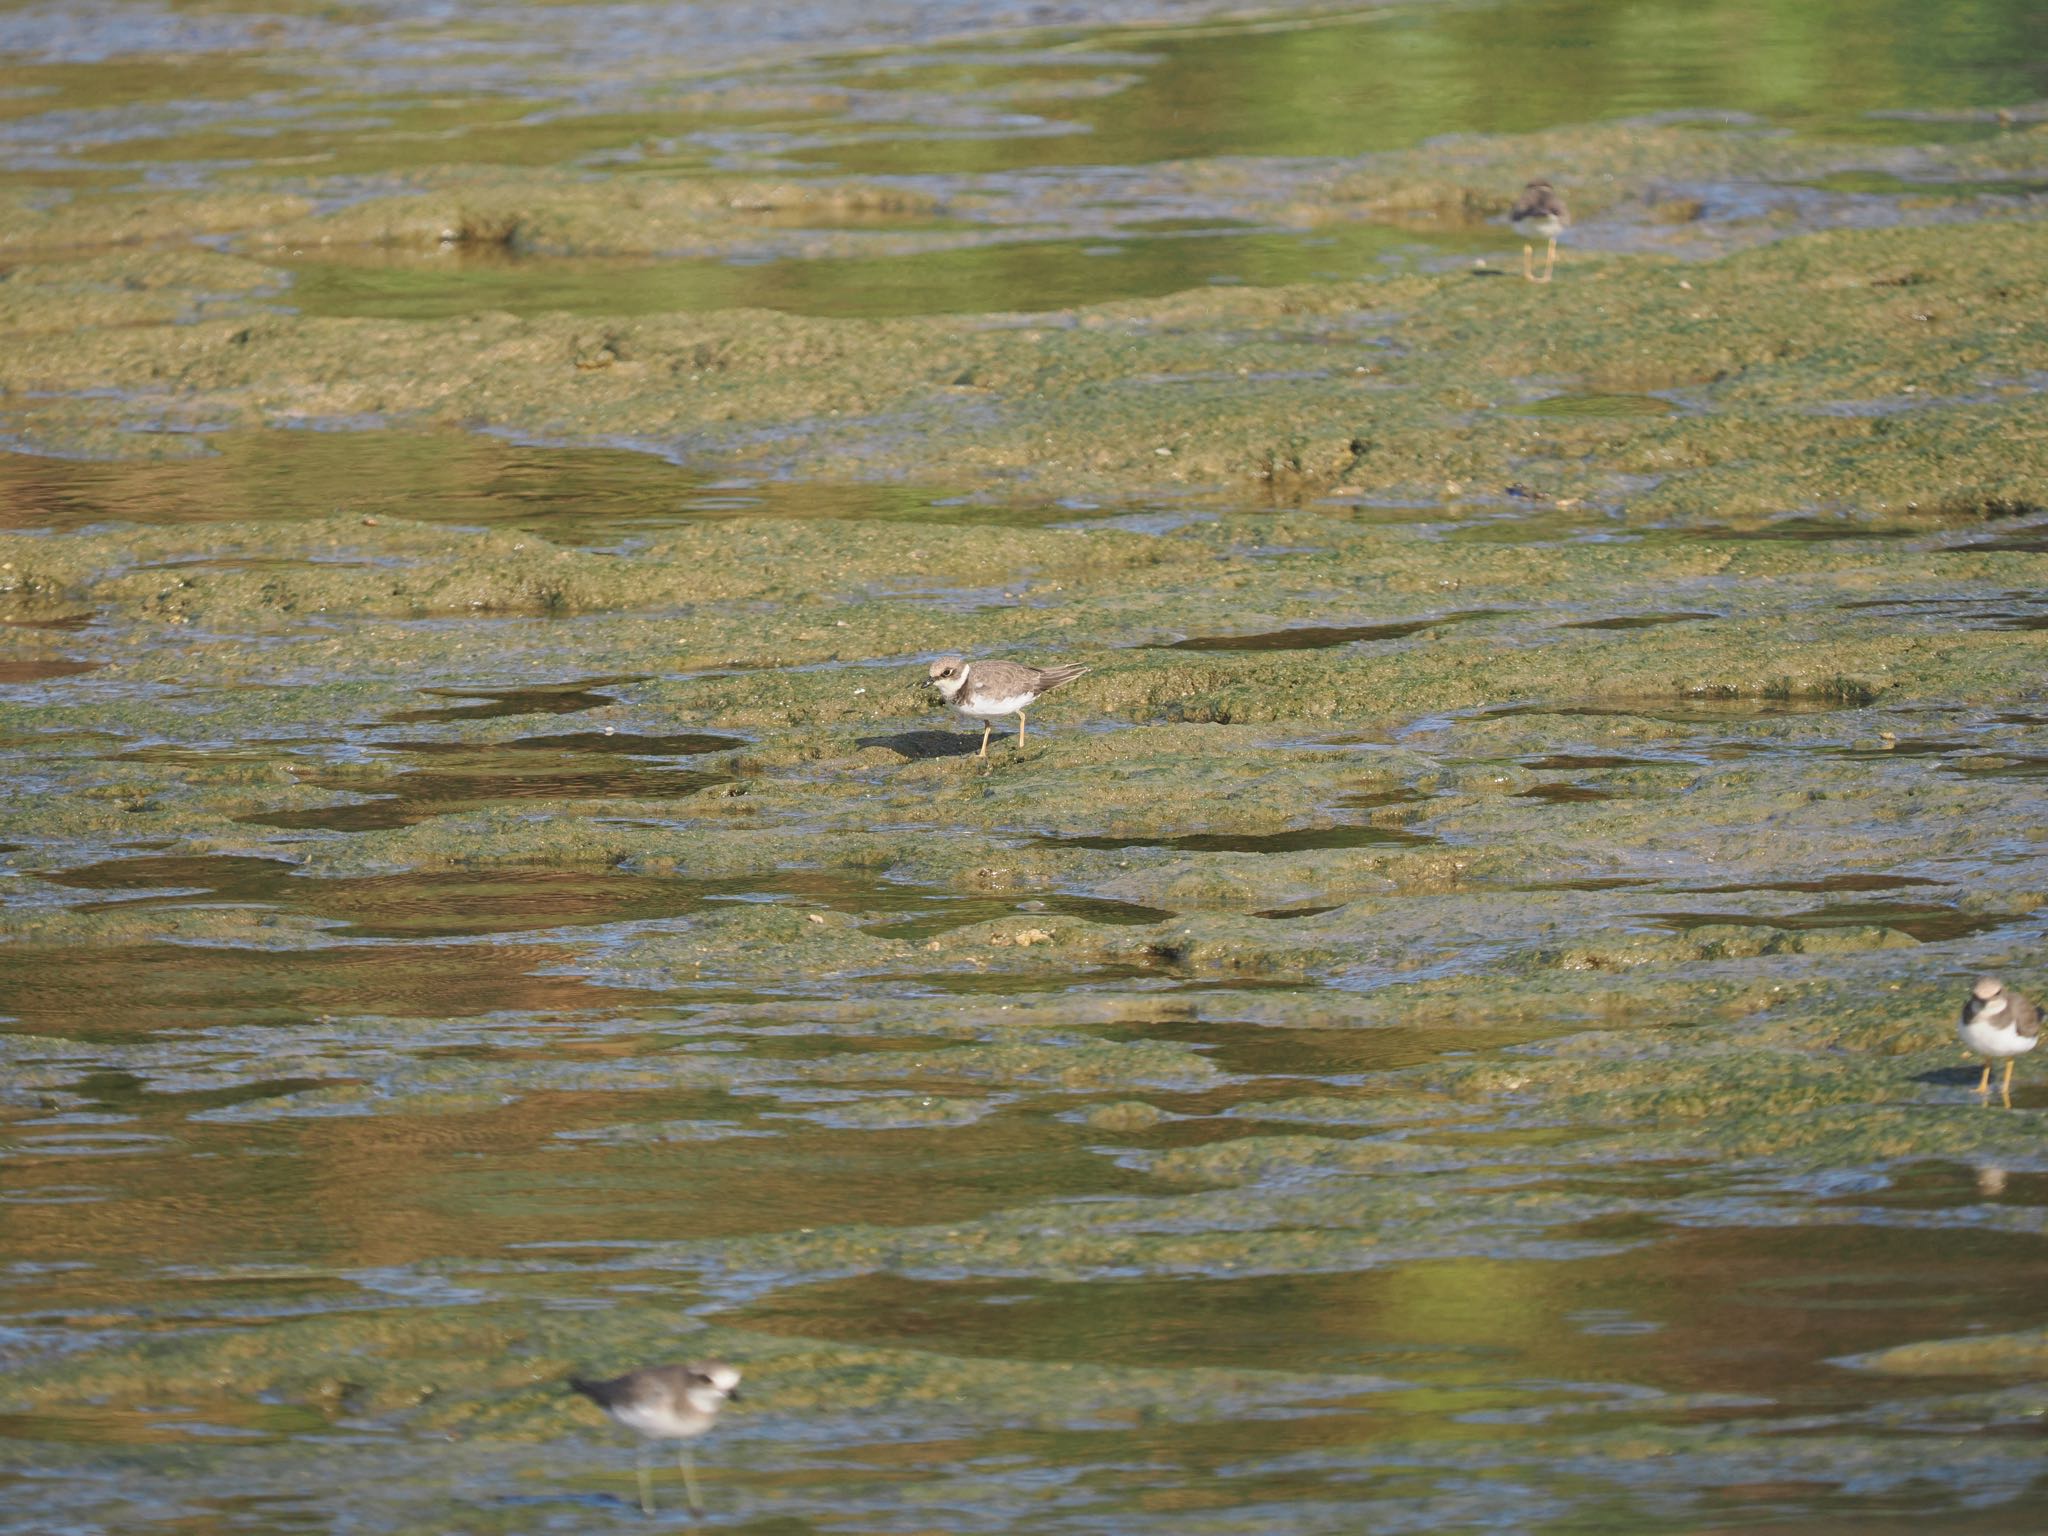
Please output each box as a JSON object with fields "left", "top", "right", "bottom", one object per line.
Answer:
{"left": 726, "top": 1388, "right": 742, "bottom": 1404}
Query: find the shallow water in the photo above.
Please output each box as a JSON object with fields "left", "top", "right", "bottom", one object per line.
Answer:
{"left": 0, "top": 430, "right": 987, "bottom": 538}
{"left": 5, "top": 0, "right": 2048, "bottom": 1533}
{"left": 275, "top": 221, "right": 1488, "bottom": 323}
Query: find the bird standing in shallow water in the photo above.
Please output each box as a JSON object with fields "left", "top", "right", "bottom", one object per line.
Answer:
{"left": 928, "top": 655, "right": 1090, "bottom": 758}
{"left": 1511, "top": 180, "right": 1567, "bottom": 283}
{"left": 570, "top": 1360, "right": 740, "bottom": 1516}
{"left": 1958, "top": 975, "right": 2039, "bottom": 1107}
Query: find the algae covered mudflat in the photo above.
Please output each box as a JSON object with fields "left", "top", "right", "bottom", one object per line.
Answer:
{"left": 3, "top": 1, "right": 2048, "bottom": 1531}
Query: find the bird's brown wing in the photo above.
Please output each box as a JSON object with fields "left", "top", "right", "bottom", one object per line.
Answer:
{"left": 569, "top": 1373, "right": 633, "bottom": 1408}
{"left": 2013, "top": 990, "right": 2042, "bottom": 1039}
{"left": 1511, "top": 184, "right": 1564, "bottom": 222}
{"left": 958, "top": 658, "right": 1033, "bottom": 698}
{"left": 1028, "top": 662, "right": 1090, "bottom": 694}
{"left": 573, "top": 1365, "right": 702, "bottom": 1411}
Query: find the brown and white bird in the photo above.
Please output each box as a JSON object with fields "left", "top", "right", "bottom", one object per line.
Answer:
{"left": 1958, "top": 975, "right": 2039, "bottom": 1107}
{"left": 1511, "top": 180, "right": 1567, "bottom": 283}
{"left": 570, "top": 1360, "right": 741, "bottom": 1515}
{"left": 927, "top": 655, "right": 1090, "bottom": 757}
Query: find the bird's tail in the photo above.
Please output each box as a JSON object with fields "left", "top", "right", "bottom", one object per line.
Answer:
{"left": 567, "top": 1377, "right": 605, "bottom": 1403}
{"left": 1035, "top": 663, "right": 1090, "bottom": 693}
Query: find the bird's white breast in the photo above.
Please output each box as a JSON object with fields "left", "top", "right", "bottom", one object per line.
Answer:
{"left": 955, "top": 691, "right": 1036, "bottom": 720}
{"left": 1960, "top": 1010, "right": 2037, "bottom": 1060}
{"left": 610, "top": 1401, "right": 710, "bottom": 1441}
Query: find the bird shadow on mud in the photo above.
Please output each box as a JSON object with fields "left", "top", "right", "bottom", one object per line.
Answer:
{"left": 492, "top": 1492, "right": 644, "bottom": 1514}
{"left": 1910, "top": 1064, "right": 1996, "bottom": 1088}
{"left": 858, "top": 729, "right": 985, "bottom": 760}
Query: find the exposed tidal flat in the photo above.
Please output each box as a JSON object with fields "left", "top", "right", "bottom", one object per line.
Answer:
{"left": 4, "top": 0, "right": 2048, "bottom": 1530}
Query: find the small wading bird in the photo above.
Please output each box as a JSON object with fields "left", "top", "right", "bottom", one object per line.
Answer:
{"left": 1958, "top": 975, "right": 2039, "bottom": 1107}
{"left": 928, "top": 655, "right": 1090, "bottom": 758}
{"left": 570, "top": 1360, "right": 741, "bottom": 1516}
{"left": 1511, "top": 179, "right": 1567, "bottom": 283}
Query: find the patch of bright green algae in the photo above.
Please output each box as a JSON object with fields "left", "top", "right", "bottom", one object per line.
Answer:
{"left": 1848, "top": 1326, "right": 2048, "bottom": 1376}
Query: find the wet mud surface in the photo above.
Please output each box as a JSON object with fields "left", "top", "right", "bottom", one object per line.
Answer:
{"left": 4, "top": 0, "right": 2048, "bottom": 1532}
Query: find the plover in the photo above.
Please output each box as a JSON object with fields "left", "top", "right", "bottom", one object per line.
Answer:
{"left": 1511, "top": 180, "right": 1567, "bottom": 284}
{"left": 1958, "top": 975, "right": 2039, "bottom": 1107}
{"left": 927, "top": 655, "right": 1090, "bottom": 758}
{"left": 570, "top": 1360, "right": 740, "bottom": 1515}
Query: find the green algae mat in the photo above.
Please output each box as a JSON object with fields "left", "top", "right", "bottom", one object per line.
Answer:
{"left": 3, "top": 0, "right": 2048, "bottom": 1530}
